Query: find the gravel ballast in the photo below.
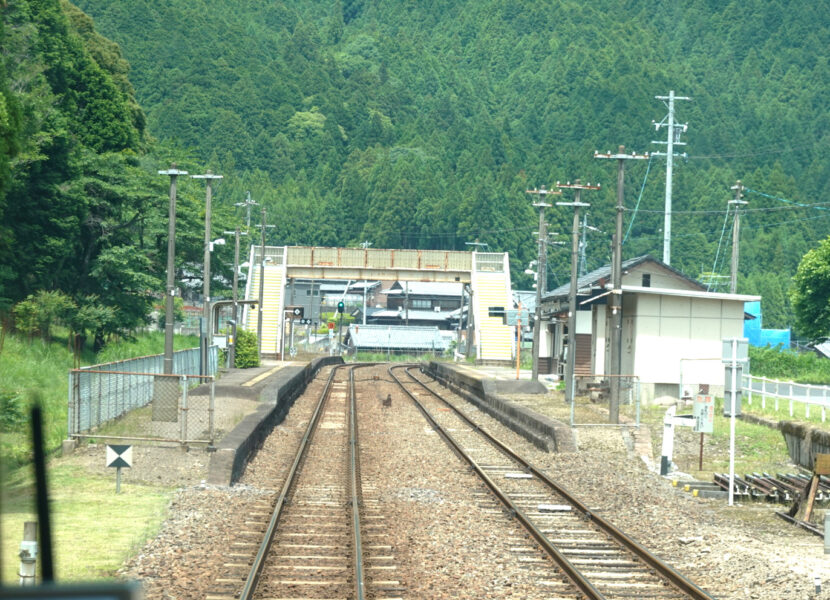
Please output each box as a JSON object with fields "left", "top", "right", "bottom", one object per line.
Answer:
{"left": 113, "top": 365, "right": 830, "bottom": 599}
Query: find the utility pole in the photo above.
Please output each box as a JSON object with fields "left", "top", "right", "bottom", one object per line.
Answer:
{"left": 361, "top": 241, "right": 372, "bottom": 324}
{"left": 595, "top": 147, "right": 648, "bottom": 423}
{"left": 257, "top": 207, "right": 267, "bottom": 361}
{"left": 223, "top": 227, "right": 247, "bottom": 368}
{"left": 729, "top": 180, "right": 747, "bottom": 294}
{"left": 651, "top": 90, "right": 690, "bottom": 265}
{"left": 556, "top": 180, "right": 600, "bottom": 405}
{"left": 235, "top": 191, "right": 258, "bottom": 230}
{"left": 158, "top": 164, "right": 188, "bottom": 374}
{"left": 526, "top": 186, "right": 561, "bottom": 381}
{"left": 192, "top": 171, "right": 223, "bottom": 375}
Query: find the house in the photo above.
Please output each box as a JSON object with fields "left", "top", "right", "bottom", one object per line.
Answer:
{"left": 383, "top": 281, "right": 465, "bottom": 313}
{"left": 539, "top": 255, "right": 760, "bottom": 403}
{"left": 282, "top": 279, "right": 382, "bottom": 325}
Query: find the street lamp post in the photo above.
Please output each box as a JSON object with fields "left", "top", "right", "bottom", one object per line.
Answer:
{"left": 158, "top": 164, "right": 188, "bottom": 375}
{"left": 192, "top": 171, "right": 223, "bottom": 375}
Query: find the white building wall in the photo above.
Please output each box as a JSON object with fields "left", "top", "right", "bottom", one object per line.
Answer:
{"left": 633, "top": 295, "right": 745, "bottom": 386}
{"left": 592, "top": 304, "right": 607, "bottom": 375}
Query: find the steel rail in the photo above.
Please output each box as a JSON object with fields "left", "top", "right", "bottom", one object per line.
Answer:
{"left": 388, "top": 365, "right": 603, "bottom": 599}
{"left": 349, "top": 367, "right": 367, "bottom": 600}
{"left": 238, "top": 365, "right": 343, "bottom": 600}
{"left": 398, "top": 365, "right": 714, "bottom": 600}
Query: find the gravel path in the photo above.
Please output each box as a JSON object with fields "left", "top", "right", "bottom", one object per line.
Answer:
{"left": 113, "top": 366, "right": 830, "bottom": 600}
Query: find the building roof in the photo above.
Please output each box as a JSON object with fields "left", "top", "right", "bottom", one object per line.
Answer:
{"left": 544, "top": 255, "right": 706, "bottom": 300}
{"left": 346, "top": 324, "right": 449, "bottom": 350}
{"left": 368, "top": 309, "right": 451, "bottom": 322}
{"left": 383, "top": 281, "right": 464, "bottom": 297}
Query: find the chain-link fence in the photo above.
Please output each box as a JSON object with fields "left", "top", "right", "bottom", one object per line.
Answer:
{"left": 68, "top": 347, "right": 218, "bottom": 446}
{"left": 569, "top": 374, "right": 641, "bottom": 426}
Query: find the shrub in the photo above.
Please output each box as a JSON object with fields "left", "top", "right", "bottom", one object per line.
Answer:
{"left": 234, "top": 328, "right": 260, "bottom": 368}
{"left": 0, "top": 389, "right": 26, "bottom": 432}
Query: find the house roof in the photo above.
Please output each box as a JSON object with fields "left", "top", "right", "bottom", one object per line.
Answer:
{"left": 346, "top": 324, "right": 449, "bottom": 350}
{"left": 368, "top": 309, "right": 451, "bottom": 322}
{"left": 544, "top": 255, "right": 705, "bottom": 300}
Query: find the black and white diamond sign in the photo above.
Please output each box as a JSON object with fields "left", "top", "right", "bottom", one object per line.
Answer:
{"left": 106, "top": 444, "right": 133, "bottom": 468}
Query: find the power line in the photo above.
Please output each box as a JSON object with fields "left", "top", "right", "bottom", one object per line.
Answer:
{"left": 687, "top": 142, "right": 822, "bottom": 160}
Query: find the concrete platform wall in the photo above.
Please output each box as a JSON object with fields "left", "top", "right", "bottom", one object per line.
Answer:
{"left": 208, "top": 356, "right": 343, "bottom": 486}
{"left": 425, "top": 362, "right": 576, "bottom": 452}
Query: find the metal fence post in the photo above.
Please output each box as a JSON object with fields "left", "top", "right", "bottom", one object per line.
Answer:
{"left": 209, "top": 377, "right": 216, "bottom": 446}
{"left": 67, "top": 372, "right": 74, "bottom": 437}
{"left": 180, "top": 375, "right": 188, "bottom": 446}
{"left": 807, "top": 386, "right": 812, "bottom": 419}
{"left": 635, "top": 378, "right": 641, "bottom": 427}
{"left": 790, "top": 382, "right": 794, "bottom": 417}
{"left": 775, "top": 380, "right": 779, "bottom": 411}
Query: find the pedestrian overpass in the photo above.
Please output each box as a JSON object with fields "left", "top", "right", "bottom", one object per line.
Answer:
{"left": 241, "top": 246, "right": 514, "bottom": 362}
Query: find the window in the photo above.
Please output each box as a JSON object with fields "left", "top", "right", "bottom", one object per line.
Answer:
{"left": 411, "top": 299, "right": 431, "bottom": 309}
{"left": 642, "top": 273, "right": 651, "bottom": 287}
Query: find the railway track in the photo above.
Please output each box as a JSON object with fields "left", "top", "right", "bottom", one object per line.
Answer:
{"left": 392, "top": 365, "right": 714, "bottom": 600}
{"left": 207, "top": 365, "right": 377, "bottom": 600}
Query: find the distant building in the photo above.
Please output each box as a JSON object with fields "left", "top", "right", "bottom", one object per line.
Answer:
{"left": 383, "top": 281, "right": 465, "bottom": 313}
{"left": 343, "top": 324, "right": 451, "bottom": 355}
{"left": 539, "top": 255, "right": 760, "bottom": 403}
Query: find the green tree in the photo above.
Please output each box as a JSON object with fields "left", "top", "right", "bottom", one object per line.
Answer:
{"left": 790, "top": 237, "right": 830, "bottom": 341}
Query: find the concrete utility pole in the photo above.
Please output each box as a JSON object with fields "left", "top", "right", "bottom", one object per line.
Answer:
{"left": 223, "top": 227, "right": 247, "bottom": 367}
{"left": 526, "top": 186, "right": 561, "bottom": 381}
{"left": 235, "top": 191, "right": 258, "bottom": 230}
{"left": 729, "top": 180, "right": 747, "bottom": 294}
{"left": 258, "top": 207, "right": 267, "bottom": 360}
{"left": 557, "top": 180, "right": 600, "bottom": 405}
{"left": 158, "top": 164, "right": 188, "bottom": 374}
{"left": 651, "top": 90, "right": 690, "bottom": 265}
{"left": 192, "top": 171, "right": 223, "bottom": 375}
{"left": 595, "top": 147, "right": 648, "bottom": 423}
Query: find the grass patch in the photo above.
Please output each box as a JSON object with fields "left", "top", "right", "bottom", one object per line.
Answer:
{"left": 1, "top": 462, "right": 173, "bottom": 583}
{"left": 742, "top": 395, "right": 830, "bottom": 428}
{"left": 638, "top": 399, "right": 794, "bottom": 480}
{"left": 0, "top": 332, "right": 202, "bottom": 468}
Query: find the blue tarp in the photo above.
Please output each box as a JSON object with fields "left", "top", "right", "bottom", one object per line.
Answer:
{"left": 744, "top": 301, "right": 790, "bottom": 348}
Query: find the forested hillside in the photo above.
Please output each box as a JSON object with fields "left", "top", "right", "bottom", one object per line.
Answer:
{"left": 2, "top": 0, "right": 827, "bottom": 338}
{"left": 0, "top": 0, "right": 231, "bottom": 346}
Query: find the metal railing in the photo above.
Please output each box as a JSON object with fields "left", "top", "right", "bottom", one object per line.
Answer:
{"left": 68, "top": 347, "right": 218, "bottom": 445}
{"left": 743, "top": 374, "right": 830, "bottom": 422}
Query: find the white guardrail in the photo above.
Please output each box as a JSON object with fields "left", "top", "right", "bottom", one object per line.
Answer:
{"left": 743, "top": 373, "right": 830, "bottom": 421}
